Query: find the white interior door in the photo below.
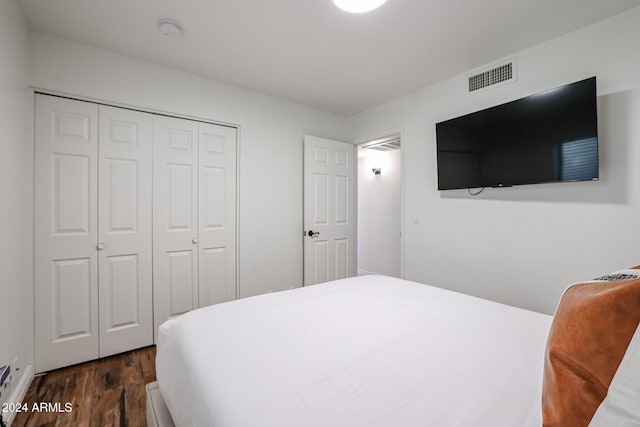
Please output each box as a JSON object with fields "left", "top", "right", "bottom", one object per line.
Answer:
{"left": 303, "top": 135, "right": 355, "bottom": 285}
{"left": 98, "top": 105, "right": 153, "bottom": 357}
{"left": 198, "top": 123, "right": 237, "bottom": 307}
{"left": 35, "top": 94, "right": 99, "bottom": 372}
{"left": 153, "top": 115, "right": 199, "bottom": 339}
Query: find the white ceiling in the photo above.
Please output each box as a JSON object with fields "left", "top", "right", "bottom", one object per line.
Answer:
{"left": 19, "top": 0, "right": 640, "bottom": 115}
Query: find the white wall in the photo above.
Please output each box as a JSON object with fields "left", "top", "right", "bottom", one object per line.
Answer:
{"left": 0, "top": 0, "right": 33, "bottom": 401}
{"left": 347, "top": 7, "right": 640, "bottom": 315}
{"left": 357, "top": 147, "right": 401, "bottom": 277}
{"left": 29, "top": 32, "right": 348, "bottom": 298}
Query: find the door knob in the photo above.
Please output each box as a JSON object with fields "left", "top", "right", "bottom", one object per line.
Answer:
{"left": 192, "top": 238, "right": 199, "bottom": 244}
{"left": 96, "top": 243, "right": 105, "bottom": 250}
{"left": 307, "top": 230, "right": 319, "bottom": 238}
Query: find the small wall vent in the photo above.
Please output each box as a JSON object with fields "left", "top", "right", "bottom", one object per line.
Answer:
{"left": 468, "top": 62, "right": 514, "bottom": 92}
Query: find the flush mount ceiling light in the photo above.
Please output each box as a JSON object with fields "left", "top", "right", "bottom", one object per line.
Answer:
{"left": 333, "top": 0, "right": 387, "bottom": 13}
{"left": 158, "top": 19, "right": 183, "bottom": 38}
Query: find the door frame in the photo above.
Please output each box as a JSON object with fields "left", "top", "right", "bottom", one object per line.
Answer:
{"left": 354, "top": 128, "right": 406, "bottom": 279}
{"left": 31, "top": 87, "right": 242, "bottom": 308}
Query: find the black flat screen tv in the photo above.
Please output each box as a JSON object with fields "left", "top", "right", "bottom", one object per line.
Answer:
{"left": 436, "top": 77, "right": 599, "bottom": 190}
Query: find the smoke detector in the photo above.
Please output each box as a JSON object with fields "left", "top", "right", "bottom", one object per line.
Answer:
{"left": 158, "top": 19, "right": 183, "bottom": 38}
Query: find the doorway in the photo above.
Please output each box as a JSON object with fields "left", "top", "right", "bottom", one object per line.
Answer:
{"left": 357, "top": 134, "right": 402, "bottom": 277}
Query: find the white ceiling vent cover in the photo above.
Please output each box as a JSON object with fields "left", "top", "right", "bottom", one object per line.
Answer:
{"left": 362, "top": 137, "right": 401, "bottom": 151}
{"left": 468, "top": 61, "right": 515, "bottom": 92}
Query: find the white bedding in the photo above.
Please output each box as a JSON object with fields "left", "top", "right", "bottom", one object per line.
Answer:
{"left": 156, "top": 275, "right": 552, "bottom": 427}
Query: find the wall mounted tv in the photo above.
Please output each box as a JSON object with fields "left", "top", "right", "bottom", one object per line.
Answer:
{"left": 436, "top": 77, "right": 599, "bottom": 190}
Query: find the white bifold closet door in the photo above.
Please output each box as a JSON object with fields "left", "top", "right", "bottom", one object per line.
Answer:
{"left": 97, "top": 105, "right": 153, "bottom": 357}
{"left": 197, "top": 123, "right": 237, "bottom": 307}
{"left": 35, "top": 96, "right": 100, "bottom": 373}
{"left": 152, "top": 116, "right": 199, "bottom": 335}
{"left": 153, "top": 117, "right": 237, "bottom": 339}
{"left": 35, "top": 95, "right": 153, "bottom": 372}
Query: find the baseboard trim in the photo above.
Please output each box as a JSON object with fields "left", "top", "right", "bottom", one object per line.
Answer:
{"left": 3, "top": 364, "right": 33, "bottom": 426}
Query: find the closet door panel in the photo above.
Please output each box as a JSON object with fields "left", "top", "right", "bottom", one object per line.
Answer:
{"left": 98, "top": 106, "right": 153, "bottom": 357}
{"left": 35, "top": 94, "right": 99, "bottom": 373}
{"left": 167, "top": 250, "right": 196, "bottom": 314}
{"left": 154, "top": 116, "right": 199, "bottom": 339}
{"left": 198, "top": 123, "right": 237, "bottom": 307}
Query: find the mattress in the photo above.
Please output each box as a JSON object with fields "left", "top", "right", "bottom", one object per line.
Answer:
{"left": 156, "top": 275, "right": 552, "bottom": 427}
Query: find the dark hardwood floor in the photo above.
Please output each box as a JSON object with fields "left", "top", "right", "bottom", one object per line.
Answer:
{"left": 12, "top": 346, "right": 156, "bottom": 427}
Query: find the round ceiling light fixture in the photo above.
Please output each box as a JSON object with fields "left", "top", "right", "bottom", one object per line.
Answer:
{"left": 333, "top": 0, "right": 387, "bottom": 13}
{"left": 158, "top": 19, "right": 183, "bottom": 38}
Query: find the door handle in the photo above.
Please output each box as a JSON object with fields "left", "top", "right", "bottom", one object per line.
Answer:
{"left": 307, "top": 230, "right": 320, "bottom": 238}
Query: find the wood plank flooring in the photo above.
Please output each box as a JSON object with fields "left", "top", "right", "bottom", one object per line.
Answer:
{"left": 12, "top": 346, "right": 156, "bottom": 427}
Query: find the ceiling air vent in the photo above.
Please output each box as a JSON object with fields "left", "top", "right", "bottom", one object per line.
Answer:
{"left": 362, "top": 137, "right": 401, "bottom": 151}
{"left": 468, "top": 62, "right": 514, "bottom": 92}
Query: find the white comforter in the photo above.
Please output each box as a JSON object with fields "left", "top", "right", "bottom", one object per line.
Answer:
{"left": 156, "top": 275, "right": 552, "bottom": 427}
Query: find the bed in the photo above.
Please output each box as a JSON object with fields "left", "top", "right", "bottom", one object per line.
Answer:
{"left": 151, "top": 275, "right": 553, "bottom": 427}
